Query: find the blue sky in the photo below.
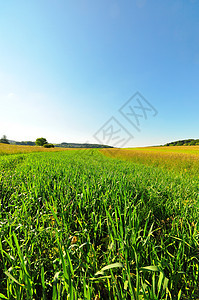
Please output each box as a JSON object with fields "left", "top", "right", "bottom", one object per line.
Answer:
{"left": 0, "top": 0, "right": 199, "bottom": 147}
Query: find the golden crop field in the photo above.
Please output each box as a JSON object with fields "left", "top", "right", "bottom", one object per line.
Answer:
{"left": 0, "top": 143, "right": 71, "bottom": 155}
{"left": 100, "top": 146, "right": 199, "bottom": 176}
{"left": 126, "top": 145, "right": 199, "bottom": 155}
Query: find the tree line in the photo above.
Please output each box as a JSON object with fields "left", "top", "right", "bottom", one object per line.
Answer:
{"left": 164, "top": 139, "right": 199, "bottom": 146}
{"left": 0, "top": 136, "right": 54, "bottom": 148}
{"left": 0, "top": 136, "right": 112, "bottom": 148}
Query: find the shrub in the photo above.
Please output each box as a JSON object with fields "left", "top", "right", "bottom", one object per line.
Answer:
{"left": 43, "top": 143, "right": 54, "bottom": 148}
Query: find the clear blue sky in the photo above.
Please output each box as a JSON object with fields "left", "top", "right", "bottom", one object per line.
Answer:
{"left": 0, "top": 0, "right": 199, "bottom": 147}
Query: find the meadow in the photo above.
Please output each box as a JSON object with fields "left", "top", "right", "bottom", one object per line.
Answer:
{"left": 0, "top": 146, "right": 198, "bottom": 299}
{"left": 0, "top": 143, "right": 69, "bottom": 155}
{"left": 100, "top": 146, "right": 199, "bottom": 177}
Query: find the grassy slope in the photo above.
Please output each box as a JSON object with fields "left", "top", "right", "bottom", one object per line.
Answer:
{"left": 0, "top": 149, "right": 198, "bottom": 299}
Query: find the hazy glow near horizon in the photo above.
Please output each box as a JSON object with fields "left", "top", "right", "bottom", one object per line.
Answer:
{"left": 0, "top": 1, "right": 199, "bottom": 147}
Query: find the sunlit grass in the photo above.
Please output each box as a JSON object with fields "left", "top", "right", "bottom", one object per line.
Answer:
{"left": 0, "top": 149, "right": 198, "bottom": 299}
{"left": 0, "top": 143, "right": 77, "bottom": 155}
{"left": 100, "top": 146, "right": 199, "bottom": 177}
{"left": 126, "top": 145, "right": 199, "bottom": 155}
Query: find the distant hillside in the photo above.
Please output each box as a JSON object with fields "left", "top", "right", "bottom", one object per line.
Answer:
{"left": 9, "top": 140, "right": 113, "bottom": 148}
{"left": 54, "top": 142, "right": 113, "bottom": 148}
{"left": 164, "top": 139, "right": 199, "bottom": 146}
{"left": 9, "top": 140, "right": 36, "bottom": 146}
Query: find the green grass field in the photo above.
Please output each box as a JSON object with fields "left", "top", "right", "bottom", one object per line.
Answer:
{"left": 0, "top": 149, "right": 198, "bottom": 299}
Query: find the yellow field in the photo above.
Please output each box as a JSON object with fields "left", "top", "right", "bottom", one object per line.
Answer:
{"left": 125, "top": 145, "right": 199, "bottom": 155}
{"left": 0, "top": 143, "right": 71, "bottom": 155}
{"left": 100, "top": 146, "right": 199, "bottom": 176}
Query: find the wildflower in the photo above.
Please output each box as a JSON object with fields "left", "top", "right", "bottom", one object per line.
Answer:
{"left": 71, "top": 236, "right": 78, "bottom": 244}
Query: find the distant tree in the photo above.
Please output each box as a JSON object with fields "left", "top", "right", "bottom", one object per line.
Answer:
{"left": 25, "top": 141, "right": 35, "bottom": 146}
{"left": 0, "top": 135, "right": 10, "bottom": 144}
{"left": 43, "top": 143, "right": 54, "bottom": 148}
{"left": 176, "top": 141, "right": 183, "bottom": 146}
{"left": 35, "top": 137, "right": 47, "bottom": 146}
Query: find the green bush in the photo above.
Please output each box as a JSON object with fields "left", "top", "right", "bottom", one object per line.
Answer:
{"left": 43, "top": 143, "right": 54, "bottom": 148}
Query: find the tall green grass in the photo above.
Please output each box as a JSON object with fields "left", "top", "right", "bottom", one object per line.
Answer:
{"left": 0, "top": 150, "right": 198, "bottom": 299}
